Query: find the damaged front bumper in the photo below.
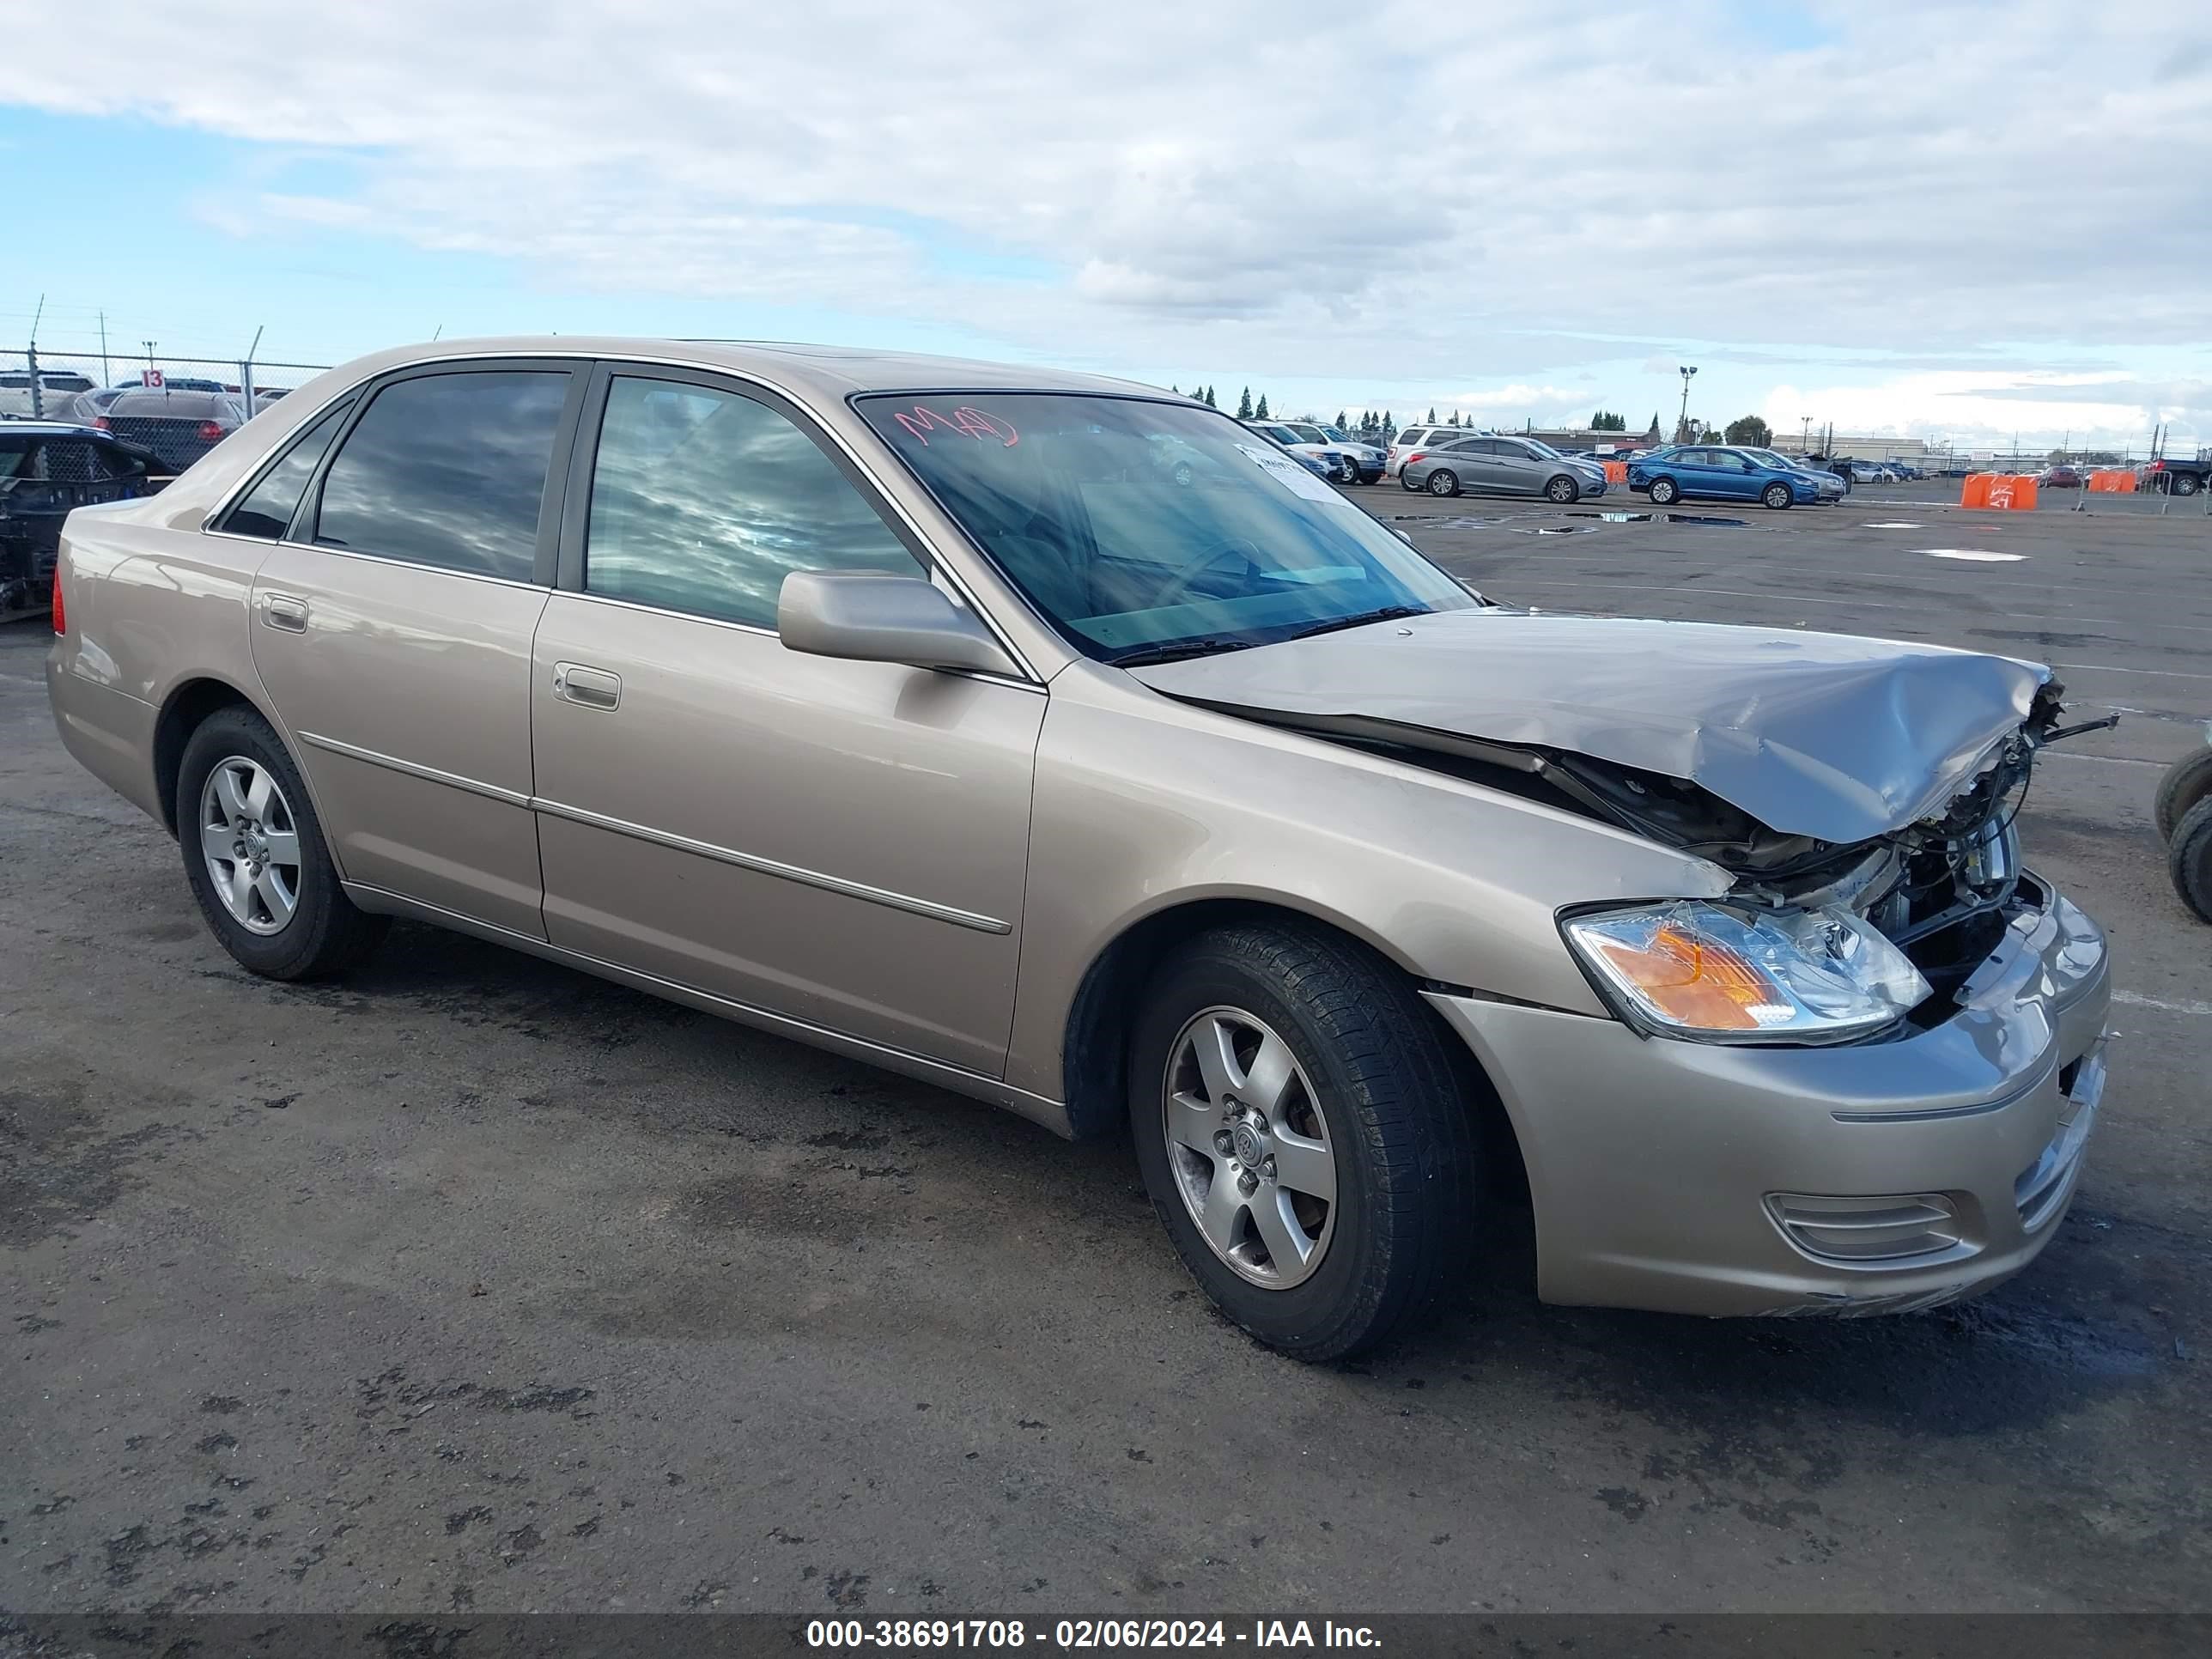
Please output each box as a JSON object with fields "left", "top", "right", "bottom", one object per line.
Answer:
{"left": 1425, "top": 873, "right": 2111, "bottom": 1317}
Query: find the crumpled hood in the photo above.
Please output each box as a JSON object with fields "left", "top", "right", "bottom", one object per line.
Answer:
{"left": 1127, "top": 610, "right": 2051, "bottom": 843}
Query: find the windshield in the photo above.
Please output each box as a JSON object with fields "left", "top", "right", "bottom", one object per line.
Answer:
{"left": 1520, "top": 438, "right": 1565, "bottom": 460}
{"left": 857, "top": 392, "right": 1472, "bottom": 661}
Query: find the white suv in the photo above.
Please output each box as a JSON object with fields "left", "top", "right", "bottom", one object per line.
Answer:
{"left": 1386, "top": 424, "right": 1463, "bottom": 479}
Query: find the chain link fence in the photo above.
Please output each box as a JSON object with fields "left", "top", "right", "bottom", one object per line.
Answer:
{"left": 1, "top": 346, "right": 332, "bottom": 425}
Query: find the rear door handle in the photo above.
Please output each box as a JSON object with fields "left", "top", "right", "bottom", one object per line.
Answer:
{"left": 260, "top": 592, "right": 309, "bottom": 632}
{"left": 552, "top": 661, "right": 623, "bottom": 711}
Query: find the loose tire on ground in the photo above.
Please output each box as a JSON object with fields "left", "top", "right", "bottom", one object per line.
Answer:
{"left": 177, "top": 705, "right": 390, "bottom": 980}
{"left": 2154, "top": 747, "right": 2212, "bottom": 845}
{"left": 1127, "top": 921, "right": 1480, "bottom": 1362}
{"left": 2171, "top": 796, "right": 2212, "bottom": 923}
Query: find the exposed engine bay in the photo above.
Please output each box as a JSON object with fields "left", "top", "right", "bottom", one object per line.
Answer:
{"left": 1250, "top": 680, "right": 2114, "bottom": 1012}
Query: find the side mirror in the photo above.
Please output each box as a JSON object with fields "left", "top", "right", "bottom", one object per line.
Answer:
{"left": 778, "top": 570, "right": 1015, "bottom": 676}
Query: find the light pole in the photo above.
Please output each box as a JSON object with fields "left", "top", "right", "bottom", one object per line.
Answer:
{"left": 1678, "top": 366, "right": 1698, "bottom": 441}
{"left": 1801, "top": 416, "right": 1812, "bottom": 452}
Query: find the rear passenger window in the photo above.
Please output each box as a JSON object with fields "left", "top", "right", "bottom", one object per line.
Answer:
{"left": 583, "top": 375, "right": 919, "bottom": 629}
{"left": 221, "top": 397, "right": 356, "bottom": 540}
{"left": 313, "top": 372, "right": 567, "bottom": 580}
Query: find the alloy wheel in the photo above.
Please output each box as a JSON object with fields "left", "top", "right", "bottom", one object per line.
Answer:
{"left": 1161, "top": 1006, "right": 1338, "bottom": 1289}
{"left": 198, "top": 756, "right": 302, "bottom": 935}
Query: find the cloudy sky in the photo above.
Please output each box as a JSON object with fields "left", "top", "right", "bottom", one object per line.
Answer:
{"left": 5, "top": 1, "right": 2209, "bottom": 450}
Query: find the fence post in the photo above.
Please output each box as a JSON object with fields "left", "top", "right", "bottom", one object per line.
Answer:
{"left": 241, "top": 360, "right": 256, "bottom": 412}
{"left": 26, "top": 341, "right": 40, "bottom": 420}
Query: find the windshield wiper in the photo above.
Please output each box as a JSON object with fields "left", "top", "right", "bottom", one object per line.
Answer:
{"left": 1277, "top": 605, "right": 1431, "bottom": 643}
{"left": 1102, "top": 638, "right": 1257, "bottom": 668}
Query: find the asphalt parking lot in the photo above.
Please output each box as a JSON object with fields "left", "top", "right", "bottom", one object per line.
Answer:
{"left": 3, "top": 481, "right": 2209, "bottom": 1620}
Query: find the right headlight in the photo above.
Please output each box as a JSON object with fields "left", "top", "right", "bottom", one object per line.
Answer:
{"left": 1562, "top": 900, "right": 1930, "bottom": 1044}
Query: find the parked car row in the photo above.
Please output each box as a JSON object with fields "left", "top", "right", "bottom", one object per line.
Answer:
{"left": 1241, "top": 420, "right": 1385, "bottom": 484}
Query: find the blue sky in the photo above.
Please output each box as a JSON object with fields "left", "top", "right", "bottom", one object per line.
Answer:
{"left": 5, "top": 1, "right": 2209, "bottom": 450}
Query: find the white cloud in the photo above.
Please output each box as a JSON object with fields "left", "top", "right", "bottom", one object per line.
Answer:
{"left": 1759, "top": 371, "right": 2207, "bottom": 447}
{"left": 3, "top": 0, "right": 2209, "bottom": 441}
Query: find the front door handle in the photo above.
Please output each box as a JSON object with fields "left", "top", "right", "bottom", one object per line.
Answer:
{"left": 260, "top": 592, "right": 310, "bottom": 632}
{"left": 552, "top": 661, "right": 623, "bottom": 711}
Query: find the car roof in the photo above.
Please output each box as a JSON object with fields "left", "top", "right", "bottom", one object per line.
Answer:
{"left": 0, "top": 420, "right": 112, "bottom": 437}
{"left": 309, "top": 336, "right": 1165, "bottom": 403}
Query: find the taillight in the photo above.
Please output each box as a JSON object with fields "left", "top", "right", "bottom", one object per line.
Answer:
{"left": 93, "top": 416, "right": 111, "bottom": 431}
{"left": 1407, "top": 453, "right": 1425, "bottom": 465}
{"left": 197, "top": 420, "right": 226, "bottom": 442}
{"left": 52, "top": 566, "right": 66, "bottom": 635}
{"left": 2150, "top": 459, "right": 2166, "bottom": 471}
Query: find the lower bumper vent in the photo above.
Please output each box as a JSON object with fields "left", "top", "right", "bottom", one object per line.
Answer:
{"left": 1765, "top": 1192, "right": 1965, "bottom": 1264}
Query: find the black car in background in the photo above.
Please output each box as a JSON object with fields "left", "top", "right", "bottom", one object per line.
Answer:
{"left": 91, "top": 386, "right": 251, "bottom": 470}
{"left": 0, "top": 422, "right": 168, "bottom": 614}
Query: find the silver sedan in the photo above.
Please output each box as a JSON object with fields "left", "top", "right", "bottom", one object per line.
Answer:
{"left": 1401, "top": 433, "right": 1608, "bottom": 502}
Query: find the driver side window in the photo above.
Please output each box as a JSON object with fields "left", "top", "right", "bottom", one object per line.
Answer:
{"left": 584, "top": 376, "right": 920, "bottom": 629}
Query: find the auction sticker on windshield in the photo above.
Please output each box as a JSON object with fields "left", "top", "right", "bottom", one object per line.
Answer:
{"left": 1235, "top": 443, "right": 1338, "bottom": 502}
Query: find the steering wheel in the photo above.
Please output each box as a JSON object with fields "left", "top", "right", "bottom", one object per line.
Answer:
{"left": 1152, "top": 538, "right": 1265, "bottom": 608}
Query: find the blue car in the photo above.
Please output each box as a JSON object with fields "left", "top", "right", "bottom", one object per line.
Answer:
{"left": 1626, "top": 445, "right": 1829, "bottom": 509}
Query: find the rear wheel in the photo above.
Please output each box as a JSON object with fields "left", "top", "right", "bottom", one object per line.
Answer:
{"left": 178, "top": 706, "right": 388, "bottom": 980}
{"left": 2154, "top": 748, "right": 2212, "bottom": 844}
{"left": 1428, "top": 470, "right": 1460, "bottom": 497}
{"left": 1545, "top": 474, "right": 1580, "bottom": 504}
{"left": 1649, "top": 477, "right": 1680, "bottom": 505}
{"left": 2171, "top": 797, "right": 2212, "bottom": 923}
{"left": 2175, "top": 472, "right": 2201, "bottom": 497}
{"left": 1129, "top": 922, "right": 1480, "bottom": 1362}
{"left": 1762, "top": 482, "right": 1794, "bottom": 510}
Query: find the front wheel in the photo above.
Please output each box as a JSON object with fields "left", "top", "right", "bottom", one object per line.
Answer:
{"left": 1545, "top": 474, "right": 1580, "bottom": 504}
{"left": 1762, "top": 482, "right": 1794, "bottom": 509}
{"left": 1428, "top": 469, "right": 1461, "bottom": 497}
{"left": 1648, "top": 477, "right": 1680, "bottom": 505}
{"left": 178, "top": 706, "right": 389, "bottom": 980}
{"left": 1129, "top": 923, "right": 1480, "bottom": 1361}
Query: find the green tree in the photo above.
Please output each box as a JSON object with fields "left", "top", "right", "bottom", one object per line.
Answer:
{"left": 1335, "top": 410, "right": 1347, "bottom": 429}
{"left": 1236, "top": 386, "right": 1253, "bottom": 419}
{"left": 1204, "top": 386, "right": 1217, "bottom": 409}
{"left": 1255, "top": 393, "right": 1270, "bottom": 419}
{"left": 1425, "top": 407, "right": 1437, "bottom": 425}
{"left": 1697, "top": 424, "right": 1722, "bottom": 444}
{"left": 1381, "top": 410, "right": 1393, "bottom": 436}
{"left": 1724, "top": 414, "right": 1773, "bottom": 447}
{"left": 1590, "top": 410, "right": 1626, "bottom": 432}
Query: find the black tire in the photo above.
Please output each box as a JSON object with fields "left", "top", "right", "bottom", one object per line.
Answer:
{"left": 1762, "top": 482, "right": 1794, "bottom": 510}
{"left": 1545, "top": 474, "right": 1580, "bottom": 504}
{"left": 1428, "top": 469, "right": 1460, "bottom": 497}
{"left": 1648, "top": 477, "right": 1680, "bottom": 505}
{"left": 177, "top": 705, "right": 389, "bottom": 980}
{"left": 2175, "top": 472, "right": 2201, "bottom": 497}
{"left": 2154, "top": 747, "right": 2212, "bottom": 844}
{"left": 1128, "top": 922, "right": 1480, "bottom": 1362}
{"left": 2171, "top": 796, "right": 2212, "bottom": 923}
